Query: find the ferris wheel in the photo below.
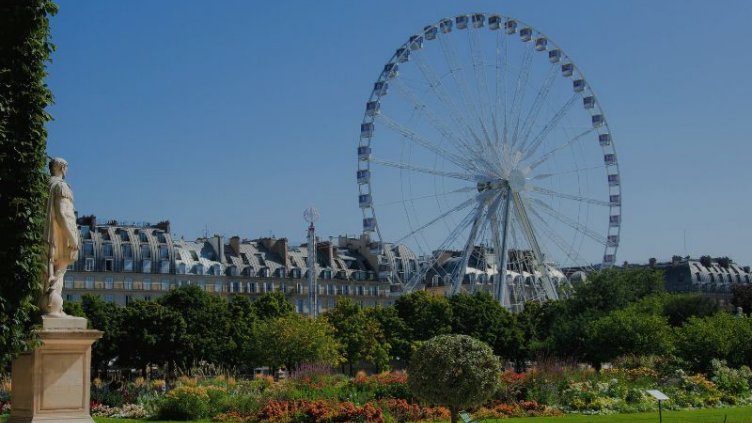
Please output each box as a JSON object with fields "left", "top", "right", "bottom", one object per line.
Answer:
{"left": 357, "top": 13, "right": 621, "bottom": 308}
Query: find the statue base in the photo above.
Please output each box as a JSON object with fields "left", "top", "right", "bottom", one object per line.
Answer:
{"left": 8, "top": 317, "right": 102, "bottom": 423}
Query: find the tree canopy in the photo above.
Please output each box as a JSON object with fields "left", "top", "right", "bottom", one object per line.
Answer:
{"left": 408, "top": 334, "right": 500, "bottom": 423}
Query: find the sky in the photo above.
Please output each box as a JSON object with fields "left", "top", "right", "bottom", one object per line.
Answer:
{"left": 47, "top": 0, "right": 752, "bottom": 266}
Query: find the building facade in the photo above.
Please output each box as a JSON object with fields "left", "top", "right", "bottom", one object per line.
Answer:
{"left": 64, "top": 216, "right": 414, "bottom": 313}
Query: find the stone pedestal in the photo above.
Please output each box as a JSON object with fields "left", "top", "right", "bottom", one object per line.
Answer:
{"left": 9, "top": 317, "right": 102, "bottom": 423}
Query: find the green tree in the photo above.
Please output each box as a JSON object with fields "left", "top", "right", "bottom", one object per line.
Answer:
{"left": 117, "top": 301, "right": 187, "bottom": 374}
{"left": 324, "top": 299, "right": 390, "bottom": 374}
{"left": 80, "top": 294, "right": 123, "bottom": 374}
{"left": 569, "top": 268, "right": 665, "bottom": 314}
{"left": 395, "top": 291, "right": 452, "bottom": 344}
{"left": 159, "top": 285, "right": 232, "bottom": 367}
{"left": 251, "top": 291, "right": 294, "bottom": 320}
{"left": 408, "top": 335, "right": 500, "bottom": 423}
{"left": 63, "top": 301, "right": 85, "bottom": 317}
{"left": 448, "top": 292, "right": 523, "bottom": 362}
{"left": 732, "top": 284, "right": 752, "bottom": 315}
{"left": 516, "top": 300, "right": 564, "bottom": 360}
{"left": 675, "top": 312, "right": 752, "bottom": 372}
{"left": 257, "top": 313, "right": 341, "bottom": 371}
{"left": 0, "top": 0, "right": 57, "bottom": 370}
{"left": 226, "top": 295, "right": 258, "bottom": 372}
{"left": 660, "top": 294, "right": 719, "bottom": 326}
{"left": 585, "top": 305, "right": 674, "bottom": 369}
{"left": 366, "top": 305, "right": 412, "bottom": 366}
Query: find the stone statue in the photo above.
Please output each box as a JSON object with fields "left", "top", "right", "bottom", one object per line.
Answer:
{"left": 41, "top": 157, "right": 79, "bottom": 317}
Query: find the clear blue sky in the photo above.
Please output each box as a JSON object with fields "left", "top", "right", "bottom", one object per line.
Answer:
{"left": 47, "top": 0, "right": 752, "bottom": 265}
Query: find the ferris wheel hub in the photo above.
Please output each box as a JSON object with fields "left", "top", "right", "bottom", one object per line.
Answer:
{"left": 507, "top": 167, "right": 529, "bottom": 192}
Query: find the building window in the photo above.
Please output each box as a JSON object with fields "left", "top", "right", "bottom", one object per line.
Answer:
{"left": 125, "top": 295, "right": 133, "bottom": 306}
{"left": 215, "top": 283, "right": 223, "bottom": 292}
{"left": 280, "top": 283, "right": 287, "bottom": 293}
{"left": 104, "top": 258, "right": 114, "bottom": 271}
{"left": 85, "top": 258, "right": 95, "bottom": 271}
{"left": 296, "top": 299, "right": 304, "bottom": 313}
{"left": 159, "top": 246, "right": 169, "bottom": 259}
{"left": 102, "top": 243, "right": 113, "bottom": 256}
{"left": 141, "top": 244, "right": 151, "bottom": 258}
{"left": 142, "top": 259, "right": 152, "bottom": 273}
{"left": 124, "top": 278, "right": 133, "bottom": 290}
{"left": 104, "top": 294, "right": 114, "bottom": 303}
{"left": 85, "top": 276, "right": 94, "bottom": 289}
{"left": 212, "top": 264, "right": 221, "bottom": 275}
{"left": 64, "top": 276, "right": 74, "bottom": 289}
{"left": 250, "top": 282, "right": 257, "bottom": 293}
{"left": 143, "top": 278, "right": 152, "bottom": 290}
{"left": 296, "top": 283, "right": 302, "bottom": 294}
{"left": 83, "top": 242, "right": 94, "bottom": 256}
{"left": 105, "top": 277, "right": 113, "bottom": 289}
{"left": 160, "top": 260, "right": 170, "bottom": 274}
{"left": 161, "top": 279, "right": 170, "bottom": 290}
{"left": 123, "top": 259, "right": 133, "bottom": 272}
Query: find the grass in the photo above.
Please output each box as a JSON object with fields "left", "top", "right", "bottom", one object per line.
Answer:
{"left": 2, "top": 406, "right": 752, "bottom": 422}
{"left": 497, "top": 406, "right": 752, "bottom": 423}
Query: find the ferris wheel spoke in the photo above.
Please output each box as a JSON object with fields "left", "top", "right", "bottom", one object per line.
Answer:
{"left": 468, "top": 27, "right": 496, "bottom": 151}
{"left": 530, "top": 164, "right": 606, "bottom": 180}
{"left": 404, "top": 202, "right": 483, "bottom": 291}
{"left": 376, "top": 113, "right": 478, "bottom": 171}
{"left": 522, "top": 94, "right": 580, "bottom": 161}
{"left": 509, "top": 44, "right": 535, "bottom": 150}
{"left": 527, "top": 127, "right": 595, "bottom": 170}
{"left": 391, "top": 79, "right": 484, "bottom": 171}
{"left": 450, "top": 199, "right": 490, "bottom": 295}
{"left": 528, "top": 185, "right": 610, "bottom": 207}
{"left": 527, "top": 205, "right": 593, "bottom": 268}
{"left": 518, "top": 63, "right": 559, "bottom": 150}
{"left": 414, "top": 43, "right": 486, "bottom": 152}
{"left": 511, "top": 192, "right": 558, "bottom": 300}
{"left": 376, "top": 185, "right": 476, "bottom": 208}
{"left": 393, "top": 195, "right": 479, "bottom": 245}
{"left": 371, "top": 158, "right": 479, "bottom": 182}
{"left": 494, "top": 29, "right": 509, "bottom": 146}
{"left": 529, "top": 197, "right": 608, "bottom": 245}
{"left": 437, "top": 34, "right": 490, "bottom": 152}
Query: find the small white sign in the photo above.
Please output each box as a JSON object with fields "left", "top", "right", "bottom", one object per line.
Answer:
{"left": 647, "top": 389, "right": 669, "bottom": 401}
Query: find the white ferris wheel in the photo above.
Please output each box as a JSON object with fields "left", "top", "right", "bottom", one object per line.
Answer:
{"left": 357, "top": 13, "right": 621, "bottom": 308}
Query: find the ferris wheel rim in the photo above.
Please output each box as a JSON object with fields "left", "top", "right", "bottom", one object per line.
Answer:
{"left": 357, "top": 12, "right": 622, "bottom": 289}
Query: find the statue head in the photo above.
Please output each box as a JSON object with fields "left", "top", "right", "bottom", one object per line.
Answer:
{"left": 49, "top": 157, "right": 68, "bottom": 178}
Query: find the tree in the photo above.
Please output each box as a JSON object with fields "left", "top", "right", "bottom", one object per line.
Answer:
{"left": 80, "top": 294, "right": 123, "bottom": 374}
{"left": 0, "top": 0, "right": 57, "bottom": 370}
{"left": 226, "top": 295, "right": 258, "bottom": 372}
{"left": 675, "top": 312, "right": 752, "bottom": 372}
{"left": 159, "top": 285, "right": 232, "bottom": 367}
{"left": 448, "top": 292, "right": 523, "bottom": 361}
{"left": 569, "top": 268, "right": 665, "bottom": 315}
{"left": 251, "top": 291, "right": 294, "bottom": 320}
{"left": 256, "top": 313, "right": 341, "bottom": 371}
{"left": 732, "top": 284, "right": 752, "bottom": 315}
{"left": 367, "top": 305, "right": 412, "bottom": 366}
{"left": 408, "top": 335, "right": 500, "bottom": 423}
{"left": 324, "top": 299, "right": 390, "bottom": 374}
{"left": 585, "top": 305, "right": 674, "bottom": 369}
{"left": 660, "top": 294, "right": 719, "bottom": 326}
{"left": 516, "top": 300, "right": 565, "bottom": 362}
{"left": 394, "top": 291, "right": 452, "bottom": 343}
{"left": 117, "top": 301, "right": 187, "bottom": 374}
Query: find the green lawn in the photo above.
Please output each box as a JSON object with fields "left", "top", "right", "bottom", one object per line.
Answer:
{"left": 3, "top": 407, "right": 752, "bottom": 423}
{"left": 498, "top": 406, "right": 752, "bottom": 423}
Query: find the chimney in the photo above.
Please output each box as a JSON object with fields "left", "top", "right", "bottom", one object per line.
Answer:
{"left": 230, "top": 236, "right": 240, "bottom": 256}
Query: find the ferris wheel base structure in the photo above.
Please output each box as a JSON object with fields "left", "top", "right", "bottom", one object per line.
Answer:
{"left": 356, "top": 13, "right": 621, "bottom": 308}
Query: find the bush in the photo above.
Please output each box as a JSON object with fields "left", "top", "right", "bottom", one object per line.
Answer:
{"left": 710, "top": 359, "right": 752, "bottom": 402}
{"left": 157, "top": 386, "right": 211, "bottom": 420}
